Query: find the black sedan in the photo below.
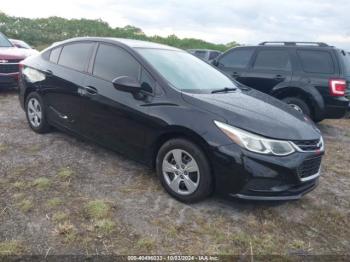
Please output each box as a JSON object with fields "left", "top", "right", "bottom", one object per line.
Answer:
{"left": 18, "top": 37, "right": 324, "bottom": 203}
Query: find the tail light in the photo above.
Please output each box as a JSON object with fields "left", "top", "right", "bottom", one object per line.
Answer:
{"left": 329, "top": 79, "right": 346, "bottom": 96}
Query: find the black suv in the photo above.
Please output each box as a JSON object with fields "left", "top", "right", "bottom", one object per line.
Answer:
{"left": 213, "top": 42, "right": 350, "bottom": 121}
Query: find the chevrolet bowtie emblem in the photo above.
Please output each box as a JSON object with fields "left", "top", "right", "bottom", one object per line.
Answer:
{"left": 0, "top": 59, "right": 9, "bottom": 63}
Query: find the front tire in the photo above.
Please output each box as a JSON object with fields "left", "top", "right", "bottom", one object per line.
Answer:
{"left": 156, "top": 138, "right": 212, "bottom": 203}
{"left": 25, "top": 92, "right": 51, "bottom": 133}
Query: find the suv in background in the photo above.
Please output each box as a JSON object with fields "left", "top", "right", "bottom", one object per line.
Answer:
{"left": 213, "top": 42, "right": 350, "bottom": 122}
{"left": 188, "top": 49, "right": 222, "bottom": 62}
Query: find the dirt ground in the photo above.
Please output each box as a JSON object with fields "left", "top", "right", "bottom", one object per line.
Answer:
{"left": 0, "top": 90, "right": 349, "bottom": 256}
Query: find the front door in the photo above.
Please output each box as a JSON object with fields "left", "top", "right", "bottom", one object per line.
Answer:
{"left": 79, "top": 43, "right": 155, "bottom": 159}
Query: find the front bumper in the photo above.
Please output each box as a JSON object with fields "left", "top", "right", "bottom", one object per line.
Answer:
{"left": 211, "top": 143, "right": 324, "bottom": 201}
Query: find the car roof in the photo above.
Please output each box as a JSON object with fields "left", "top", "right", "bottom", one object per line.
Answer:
{"left": 56, "top": 37, "right": 182, "bottom": 51}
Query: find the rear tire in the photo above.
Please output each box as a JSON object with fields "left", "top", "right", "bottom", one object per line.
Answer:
{"left": 156, "top": 138, "right": 212, "bottom": 203}
{"left": 25, "top": 92, "right": 51, "bottom": 133}
{"left": 282, "top": 97, "right": 312, "bottom": 118}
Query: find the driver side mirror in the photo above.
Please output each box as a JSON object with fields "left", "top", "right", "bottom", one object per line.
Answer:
{"left": 211, "top": 59, "right": 219, "bottom": 66}
{"left": 113, "top": 76, "right": 142, "bottom": 93}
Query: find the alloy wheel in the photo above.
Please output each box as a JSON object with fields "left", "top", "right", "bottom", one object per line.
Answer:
{"left": 162, "top": 149, "right": 200, "bottom": 195}
{"left": 27, "top": 98, "right": 42, "bottom": 128}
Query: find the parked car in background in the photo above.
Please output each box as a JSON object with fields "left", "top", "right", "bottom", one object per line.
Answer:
{"left": 0, "top": 33, "right": 38, "bottom": 89}
{"left": 188, "top": 49, "right": 222, "bottom": 62}
{"left": 213, "top": 42, "right": 350, "bottom": 122}
{"left": 10, "top": 39, "right": 39, "bottom": 56}
{"left": 10, "top": 39, "right": 32, "bottom": 49}
{"left": 19, "top": 37, "right": 324, "bottom": 203}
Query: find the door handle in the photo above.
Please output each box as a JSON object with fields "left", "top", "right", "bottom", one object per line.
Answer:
{"left": 274, "top": 74, "right": 285, "bottom": 80}
{"left": 84, "top": 86, "right": 98, "bottom": 95}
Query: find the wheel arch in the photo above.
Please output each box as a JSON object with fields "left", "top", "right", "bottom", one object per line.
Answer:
{"left": 150, "top": 126, "right": 213, "bottom": 171}
{"left": 271, "top": 85, "right": 325, "bottom": 120}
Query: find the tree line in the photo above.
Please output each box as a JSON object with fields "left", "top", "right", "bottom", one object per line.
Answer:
{"left": 0, "top": 11, "right": 239, "bottom": 51}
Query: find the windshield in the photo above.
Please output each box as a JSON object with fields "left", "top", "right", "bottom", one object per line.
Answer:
{"left": 137, "top": 48, "right": 236, "bottom": 93}
{"left": 0, "top": 33, "right": 13, "bottom": 47}
{"left": 15, "top": 40, "right": 31, "bottom": 49}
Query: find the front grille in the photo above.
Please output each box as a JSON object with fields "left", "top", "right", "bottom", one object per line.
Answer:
{"left": 0, "top": 63, "right": 19, "bottom": 74}
{"left": 292, "top": 139, "right": 322, "bottom": 151}
{"left": 297, "top": 156, "right": 322, "bottom": 180}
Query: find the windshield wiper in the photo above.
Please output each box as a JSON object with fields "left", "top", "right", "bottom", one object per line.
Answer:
{"left": 211, "top": 87, "right": 237, "bottom": 94}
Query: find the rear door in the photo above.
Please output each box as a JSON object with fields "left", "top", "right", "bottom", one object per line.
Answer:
{"left": 42, "top": 42, "right": 94, "bottom": 132}
{"left": 243, "top": 48, "right": 293, "bottom": 94}
{"left": 215, "top": 47, "right": 254, "bottom": 84}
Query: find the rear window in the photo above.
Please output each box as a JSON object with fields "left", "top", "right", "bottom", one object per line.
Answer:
{"left": 58, "top": 42, "right": 93, "bottom": 72}
{"left": 219, "top": 48, "right": 254, "bottom": 68}
{"left": 253, "top": 50, "right": 291, "bottom": 71}
{"left": 297, "top": 50, "right": 334, "bottom": 74}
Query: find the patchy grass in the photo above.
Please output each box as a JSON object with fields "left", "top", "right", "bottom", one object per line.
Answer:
{"left": 17, "top": 199, "right": 33, "bottom": 213}
{"left": 47, "top": 197, "right": 63, "bottom": 208}
{"left": 85, "top": 200, "right": 110, "bottom": 219}
{"left": 12, "top": 181, "right": 27, "bottom": 190}
{"left": 94, "top": 219, "right": 116, "bottom": 235}
{"left": 52, "top": 211, "right": 69, "bottom": 223}
{"left": 57, "top": 168, "right": 74, "bottom": 180}
{"left": 32, "top": 177, "right": 51, "bottom": 190}
{"left": 136, "top": 237, "right": 156, "bottom": 251}
{"left": 0, "top": 240, "right": 25, "bottom": 255}
{"left": 9, "top": 166, "right": 27, "bottom": 176}
{"left": 0, "top": 143, "right": 8, "bottom": 153}
{"left": 54, "top": 222, "right": 77, "bottom": 243}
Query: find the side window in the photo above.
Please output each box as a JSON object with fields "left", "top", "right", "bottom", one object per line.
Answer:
{"left": 49, "top": 47, "right": 62, "bottom": 64}
{"left": 140, "top": 69, "right": 155, "bottom": 93}
{"left": 253, "top": 50, "right": 291, "bottom": 70}
{"left": 194, "top": 50, "right": 208, "bottom": 60}
{"left": 209, "top": 51, "right": 220, "bottom": 60}
{"left": 58, "top": 42, "right": 93, "bottom": 72}
{"left": 93, "top": 44, "right": 141, "bottom": 81}
{"left": 218, "top": 48, "right": 254, "bottom": 68}
{"left": 297, "top": 50, "right": 334, "bottom": 74}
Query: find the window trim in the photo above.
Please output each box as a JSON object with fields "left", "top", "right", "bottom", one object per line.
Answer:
{"left": 296, "top": 49, "right": 336, "bottom": 75}
{"left": 252, "top": 49, "right": 292, "bottom": 72}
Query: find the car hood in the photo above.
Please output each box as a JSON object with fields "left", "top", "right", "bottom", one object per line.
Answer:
{"left": 0, "top": 47, "right": 34, "bottom": 60}
{"left": 182, "top": 89, "right": 321, "bottom": 140}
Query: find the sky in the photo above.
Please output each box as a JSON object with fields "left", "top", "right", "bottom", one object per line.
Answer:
{"left": 1, "top": 0, "right": 350, "bottom": 50}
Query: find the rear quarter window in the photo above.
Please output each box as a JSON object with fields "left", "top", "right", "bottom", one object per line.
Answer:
{"left": 49, "top": 47, "right": 62, "bottom": 64}
{"left": 297, "top": 50, "right": 335, "bottom": 74}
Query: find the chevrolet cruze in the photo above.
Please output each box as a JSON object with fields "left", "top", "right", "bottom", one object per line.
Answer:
{"left": 18, "top": 37, "right": 325, "bottom": 203}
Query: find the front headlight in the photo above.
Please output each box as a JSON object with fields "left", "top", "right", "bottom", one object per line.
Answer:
{"left": 214, "top": 121, "right": 295, "bottom": 156}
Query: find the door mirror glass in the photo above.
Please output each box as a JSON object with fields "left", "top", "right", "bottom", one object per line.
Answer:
{"left": 113, "top": 76, "right": 142, "bottom": 93}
